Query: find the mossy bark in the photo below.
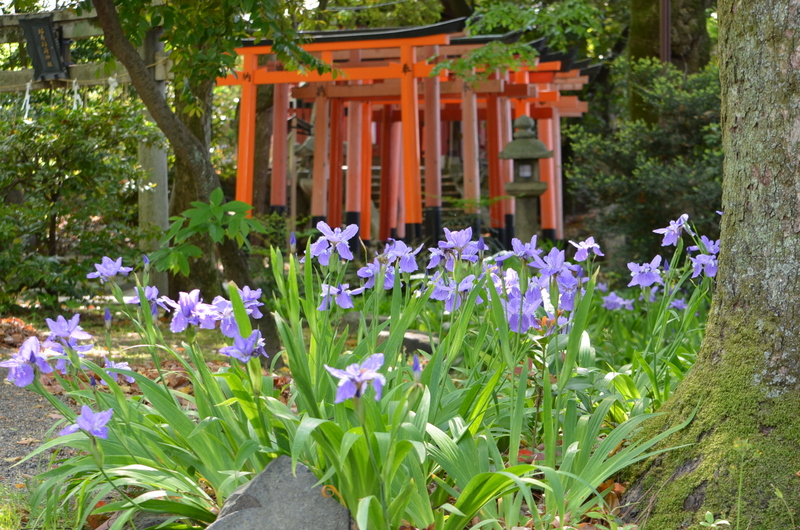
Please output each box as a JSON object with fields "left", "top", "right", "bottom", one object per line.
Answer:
{"left": 624, "top": 2, "right": 800, "bottom": 528}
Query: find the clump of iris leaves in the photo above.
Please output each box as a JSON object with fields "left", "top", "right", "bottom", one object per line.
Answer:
{"left": 8, "top": 216, "right": 717, "bottom": 530}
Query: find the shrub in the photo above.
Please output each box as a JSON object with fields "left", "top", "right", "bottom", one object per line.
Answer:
{"left": 566, "top": 59, "right": 722, "bottom": 269}
{"left": 0, "top": 101, "right": 163, "bottom": 311}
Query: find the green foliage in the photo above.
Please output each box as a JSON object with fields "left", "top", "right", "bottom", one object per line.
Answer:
{"left": 150, "top": 188, "right": 266, "bottom": 277}
{"left": 18, "top": 222, "right": 715, "bottom": 529}
{"left": 72, "top": 0, "right": 328, "bottom": 109}
{"left": 317, "top": 0, "right": 443, "bottom": 30}
{"left": 0, "top": 100, "right": 162, "bottom": 310}
{"left": 471, "top": 0, "right": 602, "bottom": 50}
{"left": 566, "top": 59, "right": 722, "bottom": 266}
{"left": 431, "top": 41, "right": 540, "bottom": 85}
{"left": 470, "top": 0, "right": 627, "bottom": 61}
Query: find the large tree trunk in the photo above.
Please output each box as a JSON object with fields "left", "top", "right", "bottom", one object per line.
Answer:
{"left": 624, "top": 2, "right": 800, "bottom": 528}
{"left": 169, "top": 78, "right": 222, "bottom": 299}
{"left": 253, "top": 65, "right": 275, "bottom": 217}
{"left": 92, "top": 0, "right": 282, "bottom": 358}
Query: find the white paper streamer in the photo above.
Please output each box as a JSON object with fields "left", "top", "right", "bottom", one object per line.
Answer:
{"left": 72, "top": 78, "right": 82, "bottom": 110}
{"left": 108, "top": 75, "right": 118, "bottom": 102}
{"left": 21, "top": 81, "right": 31, "bottom": 120}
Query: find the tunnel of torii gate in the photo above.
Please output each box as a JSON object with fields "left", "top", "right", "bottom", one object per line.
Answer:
{"left": 217, "top": 17, "right": 592, "bottom": 247}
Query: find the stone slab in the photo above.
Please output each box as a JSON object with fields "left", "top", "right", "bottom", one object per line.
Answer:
{"left": 208, "top": 455, "right": 351, "bottom": 530}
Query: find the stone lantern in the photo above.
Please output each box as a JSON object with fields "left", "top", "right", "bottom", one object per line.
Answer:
{"left": 499, "top": 115, "right": 553, "bottom": 244}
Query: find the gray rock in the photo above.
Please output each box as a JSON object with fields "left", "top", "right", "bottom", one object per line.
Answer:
{"left": 377, "top": 330, "right": 437, "bottom": 355}
{"left": 208, "top": 455, "right": 351, "bottom": 530}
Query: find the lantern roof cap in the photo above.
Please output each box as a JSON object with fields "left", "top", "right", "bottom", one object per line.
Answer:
{"left": 499, "top": 116, "right": 553, "bottom": 160}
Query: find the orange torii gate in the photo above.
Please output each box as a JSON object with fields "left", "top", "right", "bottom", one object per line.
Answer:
{"left": 218, "top": 20, "right": 590, "bottom": 245}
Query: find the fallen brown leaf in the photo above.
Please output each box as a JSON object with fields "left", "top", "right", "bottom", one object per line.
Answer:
{"left": 17, "top": 437, "right": 40, "bottom": 445}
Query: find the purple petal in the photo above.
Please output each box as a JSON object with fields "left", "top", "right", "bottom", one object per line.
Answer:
{"left": 361, "top": 353, "right": 384, "bottom": 372}
{"left": 334, "top": 379, "right": 358, "bottom": 403}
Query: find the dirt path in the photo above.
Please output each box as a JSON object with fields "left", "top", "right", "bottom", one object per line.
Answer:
{"left": 0, "top": 366, "right": 70, "bottom": 487}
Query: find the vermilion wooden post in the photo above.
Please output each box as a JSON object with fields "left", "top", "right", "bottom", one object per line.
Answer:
{"left": 389, "top": 120, "right": 403, "bottom": 240}
{"left": 360, "top": 103, "right": 374, "bottom": 245}
{"left": 328, "top": 98, "right": 344, "bottom": 227}
{"left": 486, "top": 86, "right": 505, "bottom": 244}
{"left": 461, "top": 81, "right": 481, "bottom": 234}
{"left": 270, "top": 83, "right": 289, "bottom": 214}
{"left": 311, "top": 86, "right": 330, "bottom": 225}
{"left": 424, "top": 45, "right": 443, "bottom": 243}
{"left": 538, "top": 114, "right": 558, "bottom": 242}
{"left": 378, "top": 105, "right": 394, "bottom": 241}
{"left": 235, "top": 53, "right": 258, "bottom": 208}
{"left": 400, "top": 44, "right": 422, "bottom": 241}
{"left": 551, "top": 106, "right": 564, "bottom": 240}
{"left": 499, "top": 86, "right": 515, "bottom": 248}
{"left": 513, "top": 70, "right": 531, "bottom": 119}
{"left": 345, "top": 100, "right": 363, "bottom": 228}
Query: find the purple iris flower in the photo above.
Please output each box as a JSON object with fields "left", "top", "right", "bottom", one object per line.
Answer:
{"left": 690, "top": 254, "right": 718, "bottom": 278}
{"left": 208, "top": 287, "right": 264, "bottom": 338}
{"left": 653, "top": 214, "right": 693, "bottom": 247}
{"left": 512, "top": 235, "right": 543, "bottom": 261}
{"left": 556, "top": 271, "right": 580, "bottom": 311}
{"left": 357, "top": 260, "right": 396, "bottom": 290}
{"left": 319, "top": 283, "right": 366, "bottom": 311}
{"left": 324, "top": 353, "right": 386, "bottom": 402}
{"left": 670, "top": 298, "right": 688, "bottom": 310}
{"left": 210, "top": 297, "right": 238, "bottom": 338}
{"left": 46, "top": 315, "right": 93, "bottom": 342}
{"left": 627, "top": 255, "right": 664, "bottom": 288}
{"left": 428, "top": 227, "right": 481, "bottom": 271}
{"left": 86, "top": 257, "right": 134, "bottom": 283}
{"left": 385, "top": 240, "right": 423, "bottom": 273}
{"left": 103, "top": 358, "right": 135, "bottom": 384}
{"left": 310, "top": 222, "right": 359, "bottom": 265}
{"left": 239, "top": 286, "right": 265, "bottom": 319}
{"left": 412, "top": 354, "right": 421, "bottom": 383}
{"left": 162, "top": 290, "right": 217, "bottom": 333}
{"left": 430, "top": 274, "right": 482, "bottom": 312}
{"left": 504, "top": 284, "right": 544, "bottom": 333}
{"left": 219, "top": 330, "right": 267, "bottom": 363}
{"left": 59, "top": 405, "right": 114, "bottom": 439}
{"left": 491, "top": 267, "right": 521, "bottom": 296}
{"left": 595, "top": 282, "right": 609, "bottom": 293}
{"left": 688, "top": 235, "right": 720, "bottom": 256}
{"left": 124, "top": 285, "right": 166, "bottom": 317}
{"left": 602, "top": 292, "right": 635, "bottom": 311}
{"left": 0, "top": 336, "right": 53, "bottom": 387}
{"left": 43, "top": 337, "right": 90, "bottom": 374}
{"left": 569, "top": 237, "right": 604, "bottom": 262}
{"left": 289, "top": 231, "right": 297, "bottom": 253}
{"left": 530, "top": 248, "right": 578, "bottom": 278}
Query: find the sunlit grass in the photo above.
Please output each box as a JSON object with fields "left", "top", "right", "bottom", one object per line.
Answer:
{"left": 0, "top": 483, "right": 26, "bottom": 530}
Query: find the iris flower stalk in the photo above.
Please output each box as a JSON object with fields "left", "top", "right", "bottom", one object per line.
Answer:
{"left": 325, "top": 354, "right": 391, "bottom": 529}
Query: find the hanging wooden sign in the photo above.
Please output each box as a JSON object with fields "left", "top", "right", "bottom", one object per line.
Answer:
{"left": 19, "top": 14, "right": 69, "bottom": 82}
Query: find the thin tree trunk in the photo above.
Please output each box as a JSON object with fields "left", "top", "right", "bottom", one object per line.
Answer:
{"left": 624, "top": 2, "right": 800, "bottom": 528}
{"left": 628, "top": 0, "right": 712, "bottom": 121}
{"left": 92, "top": 0, "right": 282, "bottom": 357}
{"left": 671, "top": 0, "right": 713, "bottom": 74}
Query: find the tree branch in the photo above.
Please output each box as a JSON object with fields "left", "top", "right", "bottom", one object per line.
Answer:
{"left": 91, "top": 0, "right": 220, "bottom": 202}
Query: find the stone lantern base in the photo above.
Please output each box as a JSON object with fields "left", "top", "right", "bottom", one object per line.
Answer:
{"left": 505, "top": 181, "right": 548, "bottom": 244}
